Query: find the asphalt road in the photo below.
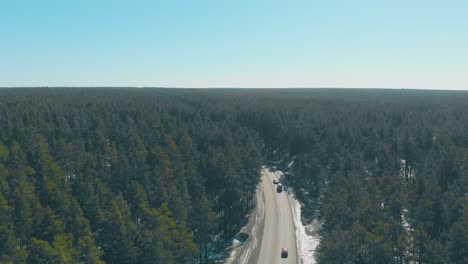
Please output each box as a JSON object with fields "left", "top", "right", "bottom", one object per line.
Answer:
{"left": 256, "top": 167, "right": 298, "bottom": 264}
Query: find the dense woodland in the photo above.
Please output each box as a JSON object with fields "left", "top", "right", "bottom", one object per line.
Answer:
{"left": 0, "top": 88, "right": 262, "bottom": 263}
{"left": 232, "top": 89, "right": 468, "bottom": 264}
{"left": 0, "top": 88, "right": 467, "bottom": 263}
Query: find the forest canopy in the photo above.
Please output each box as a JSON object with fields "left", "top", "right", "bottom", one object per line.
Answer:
{"left": 0, "top": 88, "right": 466, "bottom": 263}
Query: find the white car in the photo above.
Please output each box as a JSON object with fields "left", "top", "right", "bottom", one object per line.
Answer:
{"left": 273, "top": 179, "right": 279, "bottom": 184}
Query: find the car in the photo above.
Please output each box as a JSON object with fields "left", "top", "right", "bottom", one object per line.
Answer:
{"left": 276, "top": 183, "right": 283, "bottom": 193}
{"left": 281, "top": 247, "right": 288, "bottom": 258}
{"left": 273, "top": 179, "right": 279, "bottom": 184}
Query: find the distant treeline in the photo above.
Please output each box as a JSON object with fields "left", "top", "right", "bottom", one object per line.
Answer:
{"left": 0, "top": 88, "right": 466, "bottom": 263}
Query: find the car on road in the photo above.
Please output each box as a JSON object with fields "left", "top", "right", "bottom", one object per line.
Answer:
{"left": 273, "top": 179, "right": 279, "bottom": 184}
{"left": 276, "top": 183, "right": 283, "bottom": 193}
{"left": 281, "top": 247, "right": 288, "bottom": 258}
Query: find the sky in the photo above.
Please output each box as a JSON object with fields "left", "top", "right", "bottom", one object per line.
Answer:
{"left": 1, "top": 0, "right": 467, "bottom": 89}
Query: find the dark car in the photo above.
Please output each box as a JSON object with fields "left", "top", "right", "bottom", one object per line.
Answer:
{"left": 281, "top": 247, "right": 288, "bottom": 258}
{"left": 276, "top": 183, "right": 283, "bottom": 193}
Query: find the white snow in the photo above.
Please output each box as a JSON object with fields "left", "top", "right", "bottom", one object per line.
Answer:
{"left": 401, "top": 208, "right": 416, "bottom": 261}
{"left": 275, "top": 170, "right": 284, "bottom": 178}
{"left": 65, "top": 171, "right": 77, "bottom": 180}
{"left": 401, "top": 208, "right": 412, "bottom": 233}
{"left": 400, "top": 159, "right": 415, "bottom": 179}
{"left": 226, "top": 176, "right": 265, "bottom": 264}
{"left": 288, "top": 193, "right": 320, "bottom": 264}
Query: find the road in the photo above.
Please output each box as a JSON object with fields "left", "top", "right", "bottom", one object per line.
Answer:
{"left": 256, "top": 167, "right": 298, "bottom": 264}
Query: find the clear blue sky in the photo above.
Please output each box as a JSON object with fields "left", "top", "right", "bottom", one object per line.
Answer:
{"left": 1, "top": 0, "right": 467, "bottom": 89}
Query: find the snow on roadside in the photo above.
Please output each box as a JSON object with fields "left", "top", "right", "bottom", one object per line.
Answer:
{"left": 288, "top": 192, "right": 320, "bottom": 264}
{"left": 228, "top": 167, "right": 321, "bottom": 264}
{"left": 275, "top": 169, "right": 321, "bottom": 263}
{"left": 225, "top": 168, "right": 266, "bottom": 264}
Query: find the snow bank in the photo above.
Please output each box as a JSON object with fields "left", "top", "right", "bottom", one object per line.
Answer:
{"left": 288, "top": 193, "right": 320, "bottom": 264}
{"left": 225, "top": 170, "right": 265, "bottom": 264}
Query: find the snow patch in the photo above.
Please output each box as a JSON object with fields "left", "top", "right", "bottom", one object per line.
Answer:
{"left": 401, "top": 208, "right": 412, "bottom": 233}
{"left": 400, "top": 208, "right": 416, "bottom": 261}
{"left": 288, "top": 193, "right": 320, "bottom": 264}
{"left": 400, "top": 159, "right": 415, "bottom": 179}
{"left": 65, "top": 171, "right": 77, "bottom": 181}
{"left": 225, "top": 181, "right": 265, "bottom": 264}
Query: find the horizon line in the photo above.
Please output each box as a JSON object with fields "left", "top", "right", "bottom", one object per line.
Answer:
{"left": 1, "top": 86, "right": 467, "bottom": 91}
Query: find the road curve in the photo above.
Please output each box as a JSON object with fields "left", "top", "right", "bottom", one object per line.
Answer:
{"left": 256, "top": 167, "right": 298, "bottom": 264}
